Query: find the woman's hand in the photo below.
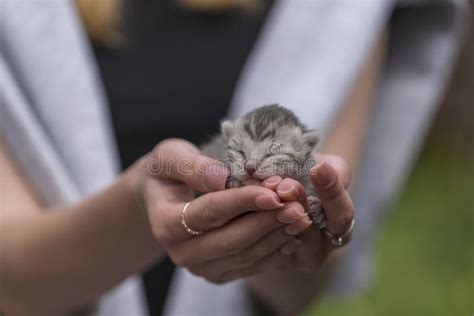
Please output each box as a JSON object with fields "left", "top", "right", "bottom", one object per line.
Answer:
{"left": 142, "top": 139, "right": 313, "bottom": 283}
{"left": 254, "top": 154, "right": 355, "bottom": 273}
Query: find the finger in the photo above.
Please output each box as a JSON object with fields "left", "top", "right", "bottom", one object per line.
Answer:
{"left": 253, "top": 250, "right": 294, "bottom": 272}
{"left": 183, "top": 186, "right": 283, "bottom": 234}
{"left": 214, "top": 252, "right": 292, "bottom": 284}
{"left": 215, "top": 216, "right": 310, "bottom": 268}
{"left": 280, "top": 238, "right": 302, "bottom": 255}
{"left": 262, "top": 176, "right": 283, "bottom": 191}
{"left": 310, "top": 161, "right": 355, "bottom": 236}
{"left": 212, "top": 265, "right": 263, "bottom": 284}
{"left": 191, "top": 227, "right": 297, "bottom": 276}
{"left": 283, "top": 216, "right": 313, "bottom": 236}
{"left": 178, "top": 203, "right": 310, "bottom": 264}
{"left": 218, "top": 248, "right": 297, "bottom": 283}
{"left": 314, "top": 154, "right": 351, "bottom": 189}
{"left": 251, "top": 243, "right": 325, "bottom": 274}
{"left": 276, "top": 178, "right": 311, "bottom": 211}
{"left": 149, "top": 139, "right": 229, "bottom": 193}
{"left": 275, "top": 201, "right": 307, "bottom": 224}
{"left": 292, "top": 229, "right": 330, "bottom": 271}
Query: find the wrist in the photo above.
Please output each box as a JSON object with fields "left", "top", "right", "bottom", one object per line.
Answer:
{"left": 122, "top": 156, "right": 149, "bottom": 218}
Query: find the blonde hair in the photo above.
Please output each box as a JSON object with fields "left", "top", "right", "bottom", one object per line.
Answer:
{"left": 176, "top": 0, "right": 263, "bottom": 12}
{"left": 75, "top": 0, "right": 262, "bottom": 46}
{"left": 75, "top": 0, "right": 125, "bottom": 46}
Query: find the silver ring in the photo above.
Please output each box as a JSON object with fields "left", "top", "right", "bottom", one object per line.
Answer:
{"left": 321, "top": 218, "right": 355, "bottom": 246}
{"left": 181, "top": 202, "right": 203, "bottom": 236}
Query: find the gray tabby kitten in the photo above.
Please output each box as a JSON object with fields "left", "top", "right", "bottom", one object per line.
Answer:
{"left": 201, "top": 104, "right": 325, "bottom": 225}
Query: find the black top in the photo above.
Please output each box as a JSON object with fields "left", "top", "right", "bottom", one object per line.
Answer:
{"left": 93, "top": 0, "right": 273, "bottom": 315}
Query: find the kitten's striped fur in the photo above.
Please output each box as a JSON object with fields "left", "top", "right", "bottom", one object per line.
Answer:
{"left": 201, "top": 104, "right": 324, "bottom": 224}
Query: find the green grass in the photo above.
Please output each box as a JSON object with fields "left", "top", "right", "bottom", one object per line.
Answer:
{"left": 307, "top": 137, "right": 474, "bottom": 316}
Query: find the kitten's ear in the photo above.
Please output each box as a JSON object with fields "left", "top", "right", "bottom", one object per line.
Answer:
{"left": 221, "top": 120, "right": 234, "bottom": 140}
{"left": 303, "top": 130, "right": 320, "bottom": 148}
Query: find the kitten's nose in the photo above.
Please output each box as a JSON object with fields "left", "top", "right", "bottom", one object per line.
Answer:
{"left": 246, "top": 166, "right": 256, "bottom": 176}
{"left": 244, "top": 161, "right": 257, "bottom": 176}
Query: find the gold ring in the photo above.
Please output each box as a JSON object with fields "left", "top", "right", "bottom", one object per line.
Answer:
{"left": 180, "top": 202, "right": 203, "bottom": 236}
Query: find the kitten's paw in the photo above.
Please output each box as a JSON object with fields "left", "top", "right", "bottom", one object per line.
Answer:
{"left": 225, "top": 176, "right": 242, "bottom": 189}
{"left": 307, "top": 195, "right": 326, "bottom": 227}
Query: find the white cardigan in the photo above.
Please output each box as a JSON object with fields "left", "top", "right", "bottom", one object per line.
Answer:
{"left": 0, "top": 0, "right": 468, "bottom": 315}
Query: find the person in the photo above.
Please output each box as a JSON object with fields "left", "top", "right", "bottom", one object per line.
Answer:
{"left": 0, "top": 0, "right": 468, "bottom": 315}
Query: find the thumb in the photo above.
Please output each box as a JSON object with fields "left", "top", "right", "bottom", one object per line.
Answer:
{"left": 148, "top": 139, "right": 229, "bottom": 193}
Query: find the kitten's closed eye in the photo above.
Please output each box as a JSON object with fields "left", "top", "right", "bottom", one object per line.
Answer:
{"left": 237, "top": 150, "right": 246, "bottom": 158}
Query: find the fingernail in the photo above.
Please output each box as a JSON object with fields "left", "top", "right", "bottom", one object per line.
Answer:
{"left": 285, "top": 225, "right": 301, "bottom": 236}
{"left": 302, "top": 218, "right": 313, "bottom": 226}
{"left": 296, "top": 208, "right": 306, "bottom": 217}
{"left": 280, "top": 239, "right": 302, "bottom": 255}
{"left": 277, "top": 209, "right": 298, "bottom": 224}
{"left": 312, "top": 162, "right": 334, "bottom": 186}
{"left": 277, "top": 181, "right": 294, "bottom": 194}
{"left": 203, "top": 163, "right": 229, "bottom": 191}
{"left": 255, "top": 194, "right": 283, "bottom": 210}
{"left": 265, "top": 176, "right": 281, "bottom": 186}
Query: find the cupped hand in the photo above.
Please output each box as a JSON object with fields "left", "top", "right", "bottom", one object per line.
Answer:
{"left": 141, "top": 139, "right": 313, "bottom": 283}
{"left": 232, "top": 154, "right": 355, "bottom": 274}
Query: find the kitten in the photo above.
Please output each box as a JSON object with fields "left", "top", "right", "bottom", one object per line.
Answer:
{"left": 201, "top": 104, "right": 325, "bottom": 226}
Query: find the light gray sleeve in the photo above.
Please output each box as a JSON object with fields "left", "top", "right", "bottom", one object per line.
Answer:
{"left": 0, "top": 1, "right": 147, "bottom": 315}
{"left": 0, "top": 0, "right": 120, "bottom": 198}
{"left": 0, "top": 51, "right": 79, "bottom": 206}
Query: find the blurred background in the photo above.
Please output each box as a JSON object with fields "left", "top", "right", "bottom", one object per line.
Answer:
{"left": 308, "top": 3, "right": 473, "bottom": 315}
